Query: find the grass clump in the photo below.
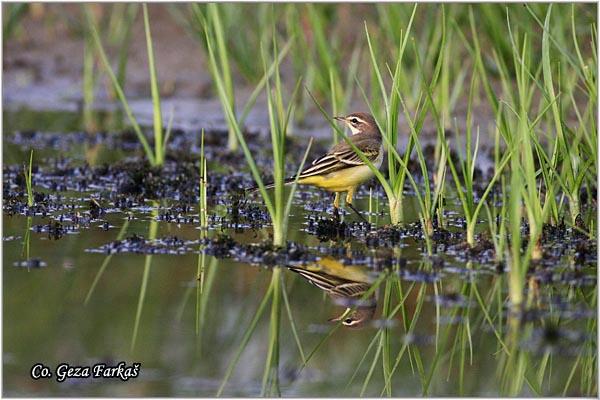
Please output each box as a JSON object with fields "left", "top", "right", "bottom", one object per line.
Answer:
{"left": 212, "top": 26, "right": 312, "bottom": 396}
{"left": 81, "top": 4, "right": 138, "bottom": 132}
{"left": 443, "top": 73, "right": 512, "bottom": 248}
{"left": 193, "top": 4, "right": 237, "bottom": 152}
{"left": 190, "top": 4, "right": 293, "bottom": 152}
{"left": 84, "top": 4, "right": 168, "bottom": 167}
{"left": 204, "top": 18, "right": 310, "bottom": 246}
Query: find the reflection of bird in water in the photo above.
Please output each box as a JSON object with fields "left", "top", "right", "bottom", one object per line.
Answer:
{"left": 288, "top": 257, "right": 377, "bottom": 328}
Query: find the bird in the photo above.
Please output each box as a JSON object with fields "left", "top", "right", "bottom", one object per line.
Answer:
{"left": 287, "top": 256, "right": 377, "bottom": 328}
{"left": 250, "top": 112, "right": 383, "bottom": 220}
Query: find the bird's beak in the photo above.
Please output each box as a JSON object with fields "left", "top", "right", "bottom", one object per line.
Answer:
{"left": 333, "top": 116, "right": 345, "bottom": 122}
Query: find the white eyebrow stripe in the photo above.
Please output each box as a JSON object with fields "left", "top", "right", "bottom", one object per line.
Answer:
{"left": 349, "top": 117, "right": 367, "bottom": 125}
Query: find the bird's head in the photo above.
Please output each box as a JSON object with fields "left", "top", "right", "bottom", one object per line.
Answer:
{"left": 334, "top": 112, "right": 380, "bottom": 136}
{"left": 328, "top": 306, "right": 376, "bottom": 329}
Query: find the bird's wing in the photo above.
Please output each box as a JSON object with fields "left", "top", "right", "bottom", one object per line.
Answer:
{"left": 287, "top": 267, "right": 370, "bottom": 298}
{"left": 288, "top": 267, "right": 346, "bottom": 292}
{"left": 295, "top": 136, "right": 381, "bottom": 179}
{"left": 331, "top": 282, "right": 371, "bottom": 298}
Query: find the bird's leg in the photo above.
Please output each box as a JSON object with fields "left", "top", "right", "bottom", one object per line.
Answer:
{"left": 345, "top": 188, "right": 354, "bottom": 205}
{"left": 333, "top": 193, "right": 341, "bottom": 221}
{"left": 346, "top": 188, "right": 369, "bottom": 224}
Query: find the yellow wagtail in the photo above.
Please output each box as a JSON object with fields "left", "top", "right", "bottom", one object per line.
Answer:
{"left": 255, "top": 112, "right": 383, "bottom": 219}
{"left": 287, "top": 257, "right": 377, "bottom": 328}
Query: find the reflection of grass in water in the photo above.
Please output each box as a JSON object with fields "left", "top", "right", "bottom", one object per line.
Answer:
{"left": 445, "top": 277, "right": 474, "bottom": 395}
{"left": 195, "top": 257, "right": 217, "bottom": 355}
{"left": 213, "top": 268, "right": 304, "bottom": 395}
{"left": 196, "top": 129, "right": 217, "bottom": 352}
{"left": 217, "top": 268, "right": 389, "bottom": 396}
{"left": 380, "top": 278, "right": 393, "bottom": 396}
{"left": 576, "top": 302, "right": 597, "bottom": 395}
{"left": 175, "top": 257, "right": 218, "bottom": 357}
{"left": 217, "top": 271, "right": 275, "bottom": 396}
{"left": 281, "top": 276, "right": 307, "bottom": 365}
{"left": 498, "top": 314, "right": 534, "bottom": 395}
{"left": 21, "top": 150, "right": 34, "bottom": 266}
{"left": 375, "top": 279, "right": 428, "bottom": 395}
{"left": 131, "top": 204, "right": 158, "bottom": 353}
{"left": 84, "top": 220, "right": 130, "bottom": 305}
{"left": 261, "top": 268, "right": 282, "bottom": 396}
{"left": 342, "top": 259, "right": 596, "bottom": 396}
{"left": 356, "top": 278, "right": 423, "bottom": 395}
{"left": 20, "top": 216, "right": 32, "bottom": 263}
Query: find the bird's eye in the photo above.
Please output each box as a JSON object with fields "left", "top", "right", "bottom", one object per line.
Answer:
{"left": 344, "top": 318, "right": 354, "bottom": 324}
{"left": 350, "top": 118, "right": 359, "bottom": 124}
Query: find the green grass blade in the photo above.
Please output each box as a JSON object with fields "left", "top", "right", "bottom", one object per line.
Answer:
{"left": 25, "top": 149, "right": 34, "bottom": 207}
{"left": 84, "top": 220, "right": 130, "bottom": 305}
{"left": 83, "top": 5, "right": 156, "bottom": 165}
{"left": 204, "top": 28, "right": 275, "bottom": 217}
{"left": 142, "top": 4, "right": 164, "bottom": 165}
{"left": 217, "top": 280, "right": 274, "bottom": 396}
{"left": 281, "top": 275, "right": 306, "bottom": 364}
{"left": 131, "top": 212, "right": 158, "bottom": 352}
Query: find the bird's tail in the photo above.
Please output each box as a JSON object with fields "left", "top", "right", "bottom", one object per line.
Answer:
{"left": 246, "top": 177, "right": 298, "bottom": 194}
